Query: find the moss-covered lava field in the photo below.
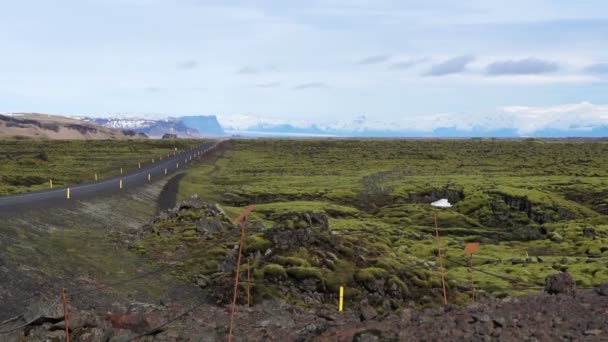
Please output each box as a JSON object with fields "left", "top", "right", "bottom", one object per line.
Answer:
{"left": 123, "top": 138, "right": 608, "bottom": 311}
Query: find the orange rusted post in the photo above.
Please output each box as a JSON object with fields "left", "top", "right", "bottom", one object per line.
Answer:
{"left": 464, "top": 242, "right": 480, "bottom": 300}
{"left": 434, "top": 213, "right": 448, "bottom": 305}
{"left": 469, "top": 254, "right": 475, "bottom": 300}
{"left": 228, "top": 205, "right": 255, "bottom": 342}
{"left": 61, "top": 288, "right": 70, "bottom": 342}
{"left": 247, "top": 257, "right": 251, "bottom": 307}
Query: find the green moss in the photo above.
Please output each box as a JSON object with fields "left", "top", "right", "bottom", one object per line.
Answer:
{"left": 286, "top": 267, "right": 324, "bottom": 280}
{"left": 324, "top": 260, "right": 356, "bottom": 292}
{"left": 355, "top": 267, "right": 388, "bottom": 282}
{"left": 275, "top": 256, "right": 311, "bottom": 267}
{"left": 143, "top": 138, "right": 608, "bottom": 303}
{"left": 179, "top": 209, "right": 204, "bottom": 221}
{"left": 388, "top": 276, "right": 411, "bottom": 297}
{"left": 262, "top": 264, "right": 287, "bottom": 280}
{"left": 252, "top": 284, "right": 284, "bottom": 302}
{"left": 244, "top": 235, "right": 271, "bottom": 254}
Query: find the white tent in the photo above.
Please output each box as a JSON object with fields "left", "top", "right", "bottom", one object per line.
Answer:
{"left": 431, "top": 198, "right": 452, "bottom": 208}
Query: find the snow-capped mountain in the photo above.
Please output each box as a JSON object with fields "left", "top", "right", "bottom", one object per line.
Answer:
{"left": 88, "top": 118, "right": 157, "bottom": 130}
{"left": 73, "top": 101, "right": 608, "bottom": 138}
{"left": 218, "top": 102, "right": 608, "bottom": 138}
{"left": 83, "top": 115, "right": 224, "bottom": 138}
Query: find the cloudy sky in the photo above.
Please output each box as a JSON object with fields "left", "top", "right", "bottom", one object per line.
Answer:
{"left": 2, "top": 0, "right": 608, "bottom": 129}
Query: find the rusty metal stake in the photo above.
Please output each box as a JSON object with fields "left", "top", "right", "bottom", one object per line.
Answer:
{"left": 61, "top": 288, "right": 70, "bottom": 342}
{"left": 247, "top": 258, "right": 251, "bottom": 307}
{"left": 228, "top": 205, "right": 255, "bottom": 342}
{"left": 434, "top": 213, "right": 448, "bottom": 305}
{"left": 469, "top": 253, "right": 476, "bottom": 301}
{"left": 228, "top": 220, "right": 247, "bottom": 341}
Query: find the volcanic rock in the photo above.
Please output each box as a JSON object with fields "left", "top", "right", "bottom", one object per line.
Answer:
{"left": 544, "top": 272, "right": 576, "bottom": 295}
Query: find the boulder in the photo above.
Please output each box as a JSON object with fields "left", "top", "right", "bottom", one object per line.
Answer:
{"left": 271, "top": 211, "right": 330, "bottom": 231}
{"left": 359, "top": 300, "right": 378, "bottom": 321}
{"left": 196, "top": 218, "right": 226, "bottom": 237}
{"left": 266, "top": 228, "right": 315, "bottom": 250}
{"left": 175, "top": 195, "right": 206, "bottom": 212}
{"left": 594, "top": 283, "right": 608, "bottom": 296}
{"left": 52, "top": 309, "right": 101, "bottom": 331}
{"left": 582, "top": 227, "right": 596, "bottom": 238}
{"left": 544, "top": 272, "right": 576, "bottom": 295}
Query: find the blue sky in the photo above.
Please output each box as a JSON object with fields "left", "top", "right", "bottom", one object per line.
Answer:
{"left": 2, "top": 0, "right": 608, "bottom": 131}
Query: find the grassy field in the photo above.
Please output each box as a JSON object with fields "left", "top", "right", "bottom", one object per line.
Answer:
{"left": 141, "top": 138, "right": 608, "bottom": 308}
{"left": 0, "top": 139, "right": 203, "bottom": 195}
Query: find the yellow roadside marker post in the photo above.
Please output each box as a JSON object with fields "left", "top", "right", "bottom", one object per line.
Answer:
{"left": 94, "top": 173, "right": 98, "bottom": 181}
{"left": 119, "top": 179, "right": 123, "bottom": 189}
{"left": 138, "top": 163, "right": 141, "bottom": 169}
{"left": 339, "top": 286, "right": 344, "bottom": 312}
{"left": 120, "top": 167, "right": 123, "bottom": 175}
{"left": 66, "top": 187, "right": 70, "bottom": 199}
{"left": 49, "top": 179, "right": 53, "bottom": 189}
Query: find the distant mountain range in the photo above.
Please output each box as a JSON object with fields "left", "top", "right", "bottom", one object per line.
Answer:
{"left": 85, "top": 113, "right": 608, "bottom": 138}
{"left": 218, "top": 113, "right": 608, "bottom": 138}
{"left": 5, "top": 109, "right": 608, "bottom": 138}
{"left": 85, "top": 115, "right": 224, "bottom": 138}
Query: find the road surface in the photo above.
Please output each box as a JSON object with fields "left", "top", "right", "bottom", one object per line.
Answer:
{"left": 0, "top": 140, "right": 220, "bottom": 212}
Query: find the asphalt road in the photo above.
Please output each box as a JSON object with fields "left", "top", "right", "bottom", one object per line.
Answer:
{"left": 0, "top": 140, "right": 220, "bottom": 212}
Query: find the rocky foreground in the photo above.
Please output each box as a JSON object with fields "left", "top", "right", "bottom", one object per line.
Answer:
{"left": 3, "top": 281, "right": 607, "bottom": 341}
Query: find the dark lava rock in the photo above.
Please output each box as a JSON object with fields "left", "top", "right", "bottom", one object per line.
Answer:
{"left": 174, "top": 195, "right": 206, "bottom": 211}
{"left": 359, "top": 300, "right": 378, "bottom": 321}
{"left": 582, "top": 227, "right": 596, "bottom": 238}
{"left": 266, "top": 228, "right": 316, "bottom": 250}
{"left": 196, "top": 218, "right": 226, "bottom": 237}
{"left": 595, "top": 283, "right": 608, "bottom": 296}
{"left": 13, "top": 284, "right": 608, "bottom": 341}
{"left": 271, "top": 211, "right": 330, "bottom": 231}
{"left": 544, "top": 272, "right": 576, "bottom": 295}
{"left": 354, "top": 330, "right": 381, "bottom": 342}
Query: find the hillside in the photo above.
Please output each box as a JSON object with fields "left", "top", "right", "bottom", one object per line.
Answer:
{"left": 0, "top": 113, "right": 147, "bottom": 140}
{"left": 87, "top": 115, "right": 224, "bottom": 138}
{"left": 89, "top": 117, "right": 201, "bottom": 138}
